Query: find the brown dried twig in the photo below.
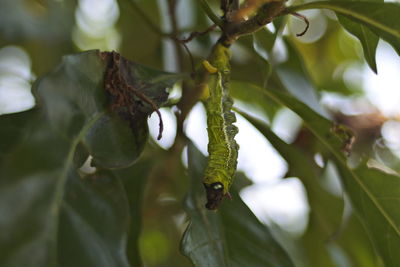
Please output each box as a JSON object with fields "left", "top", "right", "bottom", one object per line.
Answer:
{"left": 104, "top": 52, "right": 165, "bottom": 140}
{"left": 126, "top": 85, "right": 164, "bottom": 140}
{"left": 290, "top": 12, "right": 310, "bottom": 37}
{"left": 173, "top": 24, "right": 217, "bottom": 77}
{"left": 180, "top": 24, "right": 217, "bottom": 43}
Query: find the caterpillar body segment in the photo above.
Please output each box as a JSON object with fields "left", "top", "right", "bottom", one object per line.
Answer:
{"left": 202, "top": 43, "right": 239, "bottom": 210}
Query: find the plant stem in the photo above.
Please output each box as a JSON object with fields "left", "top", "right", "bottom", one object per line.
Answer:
{"left": 198, "top": 0, "right": 224, "bottom": 28}
{"left": 220, "top": 1, "right": 286, "bottom": 46}
{"left": 171, "top": 0, "right": 288, "bottom": 149}
{"left": 167, "top": 0, "right": 184, "bottom": 71}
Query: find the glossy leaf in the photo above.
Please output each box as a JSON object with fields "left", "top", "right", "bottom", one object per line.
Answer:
{"left": 251, "top": 19, "right": 284, "bottom": 86}
{"left": 288, "top": 1, "right": 400, "bottom": 56}
{"left": 181, "top": 143, "right": 294, "bottom": 267}
{"left": 58, "top": 170, "right": 130, "bottom": 267}
{"left": 113, "top": 159, "right": 155, "bottom": 267}
{"left": 0, "top": 50, "right": 178, "bottom": 266}
{"left": 238, "top": 110, "right": 380, "bottom": 266}
{"left": 0, "top": 109, "right": 37, "bottom": 164}
{"left": 253, "top": 27, "right": 278, "bottom": 58}
{"left": 334, "top": 0, "right": 381, "bottom": 73}
{"left": 337, "top": 214, "right": 383, "bottom": 267}
{"left": 252, "top": 28, "right": 275, "bottom": 82}
{"left": 338, "top": 16, "right": 379, "bottom": 73}
{"left": 32, "top": 50, "right": 177, "bottom": 168}
{"left": 233, "top": 81, "right": 400, "bottom": 266}
{"left": 231, "top": 81, "right": 280, "bottom": 121}
{"left": 336, "top": 163, "right": 400, "bottom": 266}
{"left": 276, "top": 39, "right": 330, "bottom": 118}
{"left": 237, "top": 110, "right": 342, "bottom": 266}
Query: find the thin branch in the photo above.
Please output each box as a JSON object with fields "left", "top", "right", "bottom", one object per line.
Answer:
{"left": 220, "top": 1, "right": 285, "bottom": 45}
{"left": 180, "top": 24, "right": 217, "bottom": 43}
{"left": 291, "top": 12, "right": 310, "bottom": 37}
{"left": 167, "top": 0, "right": 184, "bottom": 71}
{"left": 198, "top": 0, "right": 224, "bottom": 28}
{"left": 177, "top": 40, "right": 196, "bottom": 77}
{"left": 126, "top": 84, "right": 164, "bottom": 140}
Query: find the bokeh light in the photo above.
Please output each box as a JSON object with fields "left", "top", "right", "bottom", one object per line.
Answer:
{"left": 73, "top": 0, "right": 121, "bottom": 51}
{"left": 0, "top": 46, "right": 35, "bottom": 115}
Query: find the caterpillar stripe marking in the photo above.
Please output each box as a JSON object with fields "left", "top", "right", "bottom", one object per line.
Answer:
{"left": 202, "top": 44, "right": 239, "bottom": 210}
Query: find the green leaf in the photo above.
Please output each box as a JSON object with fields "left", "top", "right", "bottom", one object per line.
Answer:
{"left": 288, "top": 1, "right": 400, "bottom": 56}
{"left": 31, "top": 50, "right": 178, "bottom": 168}
{"left": 338, "top": 16, "right": 379, "bottom": 73}
{"left": 181, "top": 143, "right": 294, "bottom": 267}
{"left": 58, "top": 170, "right": 130, "bottom": 267}
{"left": 252, "top": 28, "right": 274, "bottom": 85}
{"left": 83, "top": 113, "right": 148, "bottom": 169}
{"left": 253, "top": 28, "right": 276, "bottom": 61}
{"left": 0, "top": 0, "right": 74, "bottom": 41}
{"left": 0, "top": 50, "right": 179, "bottom": 266}
{"left": 113, "top": 159, "right": 155, "bottom": 267}
{"left": 231, "top": 81, "right": 280, "bottom": 121}
{"left": 251, "top": 18, "right": 285, "bottom": 85}
{"left": 233, "top": 81, "right": 400, "bottom": 266}
{"left": 237, "top": 110, "right": 345, "bottom": 266}
{"left": 276, "top": 39, "right": 330, "bottom": 118}
{"left": 0, "top": 109, "right": 37, "bottom": 164}
{"left": 336, "top": 163, "right": 400, "bottom": 266}
{"left": 238, "top": 110, "right": 380, "bottom": 266}
{"left": 338, "top": 214, "right": 383, "bottom": 267}
{"left": 334, "top": 0, "right": 382, "bottom": 73}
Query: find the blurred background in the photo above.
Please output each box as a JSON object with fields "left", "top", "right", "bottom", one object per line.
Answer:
{"left": 1, "top": 0, "right": 400, "bottom": 266}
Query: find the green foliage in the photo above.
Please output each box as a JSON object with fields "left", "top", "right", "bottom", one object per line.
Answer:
{"left": 288, "top": 1, "right": 400, "bottom": 57}
{"left": 0, "top": 49, "right": 178, "bottom": 266}
{"left": 235, "top": 81, "right": 400, "bottom": 266}
{"left": 181, "top": 143, "right": 294, "bottom": 267}
{"left": 1, "top": 0, "right": 400, "bottom": 266}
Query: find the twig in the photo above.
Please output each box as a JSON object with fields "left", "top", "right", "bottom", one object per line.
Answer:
{"left": 220, "top": 1, "right": 286, "bottom": 46}
{"left": 167, "top": 0, "right": 185, "bottom": 71}
{"left": 180, "top": 24, "right": 217, "bottom": 43}
{"left": 291, "top": 12, "right": 310, "bottom": 37}
{"left": 198, "top": 0, "right": 224, "bottom": 28}
{"left": 176, "top": 24, "right": 217, "bottom": 76}
{"left": 127, "top": 84, "right": 164, "bottom": 140}
{"left": 179, "top": 41, "right": 196, "bottom": 77}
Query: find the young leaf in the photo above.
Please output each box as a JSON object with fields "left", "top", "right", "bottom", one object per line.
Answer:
{"left": 288, "top": 1, "right": 400, "bottom": 56}
{"left": 181, "top": 142, "right": 294, "bottom": 267}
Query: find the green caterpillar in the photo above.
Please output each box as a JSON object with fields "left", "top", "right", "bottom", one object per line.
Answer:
{"left": 202, "top": 43, "right": 239, "bottom": 210}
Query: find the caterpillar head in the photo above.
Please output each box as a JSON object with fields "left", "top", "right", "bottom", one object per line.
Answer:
{"left": 204, "top": 182, "right": 225, "bottom": 210}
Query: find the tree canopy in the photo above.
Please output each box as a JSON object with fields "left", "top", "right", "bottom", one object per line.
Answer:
{"left": 1, "top": 0, "right": 400, "bottom": 266}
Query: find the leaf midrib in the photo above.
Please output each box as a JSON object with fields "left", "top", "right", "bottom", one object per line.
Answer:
{"left": 49, "top": 112, "right": 105, "bottom": 260}
{"left": 256, "top": 86, "right": 400, "bottom": 238}
{"left": 288, "top": 1, "right": 400, "bottom": 38}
